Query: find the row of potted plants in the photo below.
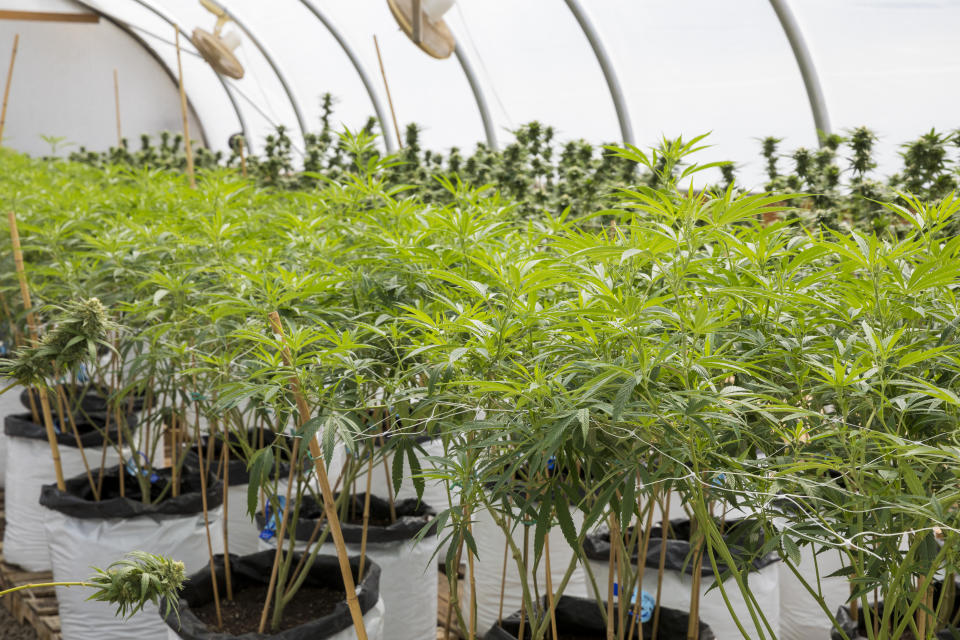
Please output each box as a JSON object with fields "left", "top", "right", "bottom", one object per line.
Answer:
{"left": 1, "top": 130, "right": 960, "bottom": 639}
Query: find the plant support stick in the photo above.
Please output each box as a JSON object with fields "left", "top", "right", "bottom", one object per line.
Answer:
{"left": 173, "top": 26, "right": 196, "bottom": 188}
{"left": 0, "top": 34, "right": 18, "bottom": 147}
{"left": 7, "top": 210, "right": 65, "bottom": 490}
{"left": 268, "top": 311, "right": 368, "bottom": 640}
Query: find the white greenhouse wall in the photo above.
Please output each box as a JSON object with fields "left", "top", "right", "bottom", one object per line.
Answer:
{"left": 0, "top": 0, "right": 205, "bottom": 157}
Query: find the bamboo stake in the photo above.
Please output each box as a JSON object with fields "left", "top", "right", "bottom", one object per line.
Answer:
{"left": 373, "top": 35, "right": 403, "bottom": 149}
{"left": 112, "top": 68, "right": 122, "bottom": 146}
{"left": 7, "top": 211, "right": 65, "bottom": 490}
{"left": 542, "top": 526, "right": 559, "bottom": 640}
{"left": 497, "top": 537, "right": 509, "bottom": 623}
{"left": 606, "top": 513, "right": 618, "bottom": 640}
{"left": 258, "top": 435, "right": 300, "bottom": 633}
{"left": 195, "top": 420, "right": 223, "bottom": 630}
{"left": 651, "top": 490, "right": 671, "bottom": 640}
{"left": 223, "top": 431, "right": 233, "bottom": 600}
{"left": 0, "top": 35, "right": 18, "bottom": 147}
{"left": 55, "top": 385, "right": 97, "bottom": 499}
{"left": 358, "top": 445, "right": 375, "bottom": 578}
{"left": 267, "top": 311, "right": 368, "bottom": 639}
{"left": 627, "top": 497, "right": 658, "bottom": 640}
{"left": 173, "top": 27, "right": 196, "bottom": 188}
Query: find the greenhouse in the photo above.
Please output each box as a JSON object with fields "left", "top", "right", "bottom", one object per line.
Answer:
{"left": 1, "top": 1, "right": 960, "bottom": 639}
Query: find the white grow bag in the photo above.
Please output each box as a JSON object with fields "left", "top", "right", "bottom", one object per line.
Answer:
{"left": 3, "top": 412, "right": 122, "bottom": 571}
{"left": 585, "top": 517, "right": 780, "bottom": 640}
{"left": 0, "top": 379, "right": 27, "bottom": 487}
{"left": 258, "top": 493, "right": 439, "bottom": 640}
{"left": 40, "top": 466, "right": 223, "bottom": 640}
{"left": 778, "top": 544, "right": 850, "bottom": 640}
{"left": 463, "top": 504, "right": 588, "bottom": 634}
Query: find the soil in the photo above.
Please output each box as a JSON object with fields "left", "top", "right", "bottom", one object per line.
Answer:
{"left": 345, "top": 511, "right": 394, "bottom": 527}
{"left": 193, "top": 584, "right": 346, "bottom": 635}
{"left": 0, "top": 604, "right": 38, "bottom": 640}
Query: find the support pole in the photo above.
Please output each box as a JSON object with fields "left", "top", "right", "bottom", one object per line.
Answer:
{"left": 768, "top": 0, "right": 832, "bottom": 142}
{"left": 8, "top": 211, "right": 65, "bottom": 490}
{"left": 0, "top": 34, "right": 19, "bottom": 147}
{"left": 453, "top": 43, "right": 498, "bottom": 150}
{"left": 563, "top": 0, "right": 635, "bottom": 146}
{"left": 297, "top": 0, "right": 397, "bottom": 152}
{"left": 373, "top": 35, "right": 403, "bottom": 149}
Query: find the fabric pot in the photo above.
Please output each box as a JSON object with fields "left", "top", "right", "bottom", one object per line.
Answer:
{"left": 258, "top": 493, "right": 438, "bottom": 640}
{"left": 584, "top": 517, "right": 780, "bottom": 640}
{"left": 778, "top": 544, "right": 849, "bottom": 640}
{"left": 483, "top": 594, "right": 715, "bottom": 639}
{"left": 39, "top": 465, "right": 223, "bottom": 640}
{"left": 164, "top": 551, "right": 384, "bottom": 640}
{"left": 0, "top": 378, "right": 27, "bottom": 488}
{"left": 464, "top": 503, "right": 589, "bottom": 634}
{"left": 3, "top": 410, "right": 130, "bottom": 570}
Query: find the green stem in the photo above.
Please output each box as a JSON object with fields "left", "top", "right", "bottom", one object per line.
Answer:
{"left": 0, "top": 582, "right": 93, "bottom": 598}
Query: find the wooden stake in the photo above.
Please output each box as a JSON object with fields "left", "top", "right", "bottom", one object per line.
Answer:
{"left": 651, "top": 489, "right": 671, "bottom": 640}
{"left": 112, "top": 68, "right": 122, "bottom": 146}
{"left": 7, "top": 211, "right": 65, "bottom": 490}
{"left": 223, "top": 433, "right": 233, "bottom": 600}
{"left": 358, "top": 445, "right": 375, "bottom": 579}
{"left": 0, "top": 35, "right": 18, "bottom": 148}
{"left": 195, "top": 421, "right": 223, "bottom": 630}
{"left": 267, "top": 311, "right": 368, "bottom": 639}
{"left": 373, "top": 35, "right": 403, "bottom": 150}
{"left": 55, "top": 385, "right": 97, "bottom": 499}
{"left": 173, "top": 27, "right": 196, "bottom": 188}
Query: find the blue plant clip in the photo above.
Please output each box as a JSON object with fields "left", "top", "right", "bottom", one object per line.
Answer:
{"left": 77, "top": 363, "right": 89, "bottom": 384}
{"left": 547, "top": 456, "right": 556, "bottom": 471}
{"left": 712, "top": 472, "right": 726, "bottom": 488}
{"left": 124, "top": 451, "right": 159, "bottom": 483}
{"left": 612, "top": 583, "right": 655, "bottom": 623}
{"left": 259, "top": 496, "right": 286, "bottom": 541}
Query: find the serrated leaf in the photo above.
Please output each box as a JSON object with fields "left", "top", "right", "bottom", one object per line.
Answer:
{"left": 612, "top": 377, "right": 636, "bottom": 423}
{"left": 577, "top": 408, "right": 590, "bottom": 440}
{"left": 553, "top": 489, "right": 578, "bottom": 552}
{"left": 407, "top": 444, "right": 424, "bottom": 501}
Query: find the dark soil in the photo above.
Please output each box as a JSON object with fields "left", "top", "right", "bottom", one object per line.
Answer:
{"left": 345, "top": 511, "right": 394, "bottom": 527}
{"left": 193, "top": 584, "right": 346, "bottom": 635}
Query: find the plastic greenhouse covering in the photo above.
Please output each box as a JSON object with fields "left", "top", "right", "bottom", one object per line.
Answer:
{"left": 1, "top": 0, "right": 959, "bottom": 188}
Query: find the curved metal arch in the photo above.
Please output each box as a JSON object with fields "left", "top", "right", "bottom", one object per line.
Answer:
{"left": 112, "top": 0, "right": 253, "bottom": 152}
{"left": 563, "top": 0, "right": 635, "bottom": 146}
{"left": 215, "top": 2, "right": 309, "bottom": 146}
{"left": 71, "top": 1, "right": 209, "bottom": 147}
{"left": 297, "top": 0, "right": 396, "bottom": 153}
{"left": 769, "top": 0, "right": 832, "bottom": 142}
{"left": 453, "top": 43, "right": 497, "bottom": 151}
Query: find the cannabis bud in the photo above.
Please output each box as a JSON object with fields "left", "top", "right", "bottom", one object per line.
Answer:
{"left": 86, "top": 551, "right": 186, "bottom": 620}
{"left": 0, "top": 297, "right": 114, "bottom": 386}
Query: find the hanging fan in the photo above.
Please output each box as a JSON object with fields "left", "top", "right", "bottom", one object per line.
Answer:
{"left": 191, "top": 0, "right": 244, "bottom": 79}
{"left": 387, "top": 0, "right": 456, "bottom": 59}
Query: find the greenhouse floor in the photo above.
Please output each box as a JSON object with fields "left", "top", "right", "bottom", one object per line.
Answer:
{"left": 0, "top": 489, "right": 461, "bottom": 640}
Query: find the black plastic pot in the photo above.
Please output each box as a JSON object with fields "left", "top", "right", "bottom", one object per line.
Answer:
{"left": 484, "top": 595, "right": 715, "bottom": 640}
{"left": 163, "top": 551, "right": 381, "bottom": 639}
{"left": 583, "top": 516, "right": 778, "bottom": 576}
